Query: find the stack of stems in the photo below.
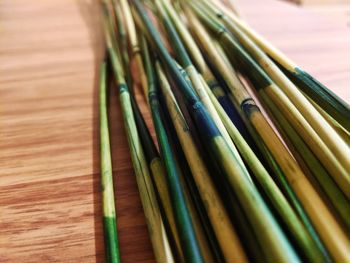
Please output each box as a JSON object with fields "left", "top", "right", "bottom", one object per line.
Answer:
{"left": 146, "top": 51, "right": 205, "bottom": 263}
{"left": 99, "top": 0, "right": 350, "bottom": 262}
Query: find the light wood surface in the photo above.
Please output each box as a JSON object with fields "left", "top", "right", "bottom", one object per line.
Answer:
{"left": 291, "top": 0, "right": 350, "bottom": 5}
{"left": 308, "top": 4, "right": 350, "bottom": 28}
{"left": 1, "top": 0, "right": 349, "bottom": 262}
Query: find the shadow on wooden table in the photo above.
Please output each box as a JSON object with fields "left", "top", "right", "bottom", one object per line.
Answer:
{"left": 77, "top": 0, "right": 105, "bottom": 262}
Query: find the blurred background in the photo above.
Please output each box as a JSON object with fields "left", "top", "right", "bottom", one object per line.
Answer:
{"left": 286, "top": 0, "right": 350, "bottom": 27}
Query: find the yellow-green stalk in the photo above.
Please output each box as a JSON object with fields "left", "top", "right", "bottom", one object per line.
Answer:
{"left": 99, "top": 57, "right": 121, "bottom": 263}
{"left": 119, "top": 0, "right": 148, "bottom": 101}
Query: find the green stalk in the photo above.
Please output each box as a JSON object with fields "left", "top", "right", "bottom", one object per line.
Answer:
{"left": 160, "top": 0, "right": 207, "bottom": 73}
{"left": 288, "top": 68, "right": 350, "bottom": 131}
{"left": 307, "top": 94, "right": 350, "bottom": 145}
{"left": 99, "top": 58, "right": 121, "bottom": 263}
{"left": 111, "top": 0, "right": 129, "bottom": 77}
{"left": 132, "top": 1, "right": 300, "bottom": 262}
{"left": 209, "top": 159, "right": 266, "bottom": 263}
{"left": 113, "top": 7, "right": 180, "bottom": 254}
{"left": 115, "top": 7, "right": 180, "bottom": 258}
{"left": 149, "top": 66, "right": 204, "bottom": 263}
{"left": 131, "top": 94, "right": 185, "bottom": 260}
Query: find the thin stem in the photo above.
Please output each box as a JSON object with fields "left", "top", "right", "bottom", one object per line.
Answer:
{"left": 99, "top": 58, "right": 121, "bottom": 263}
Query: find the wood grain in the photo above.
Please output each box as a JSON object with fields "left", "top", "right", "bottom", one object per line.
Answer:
{"left": 288, "top": 0, "right": 350, "bottom": 5}
{"left": 308, "top": 4, "right": 350, "bottom": 28}
{"left": 0, "top": 0, "right": 349, "bottom": 262}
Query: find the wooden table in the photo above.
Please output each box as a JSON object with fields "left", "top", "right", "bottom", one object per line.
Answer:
{"left": 1, "top": 0, "right": 349, "bottom": 262}
{"left": 289, "top": 0, "right": 350, "bottom": 5}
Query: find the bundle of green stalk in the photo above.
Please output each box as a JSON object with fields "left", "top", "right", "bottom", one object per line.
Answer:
{"left": 99, "top": 0, "right": 350, "bottom": 262}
